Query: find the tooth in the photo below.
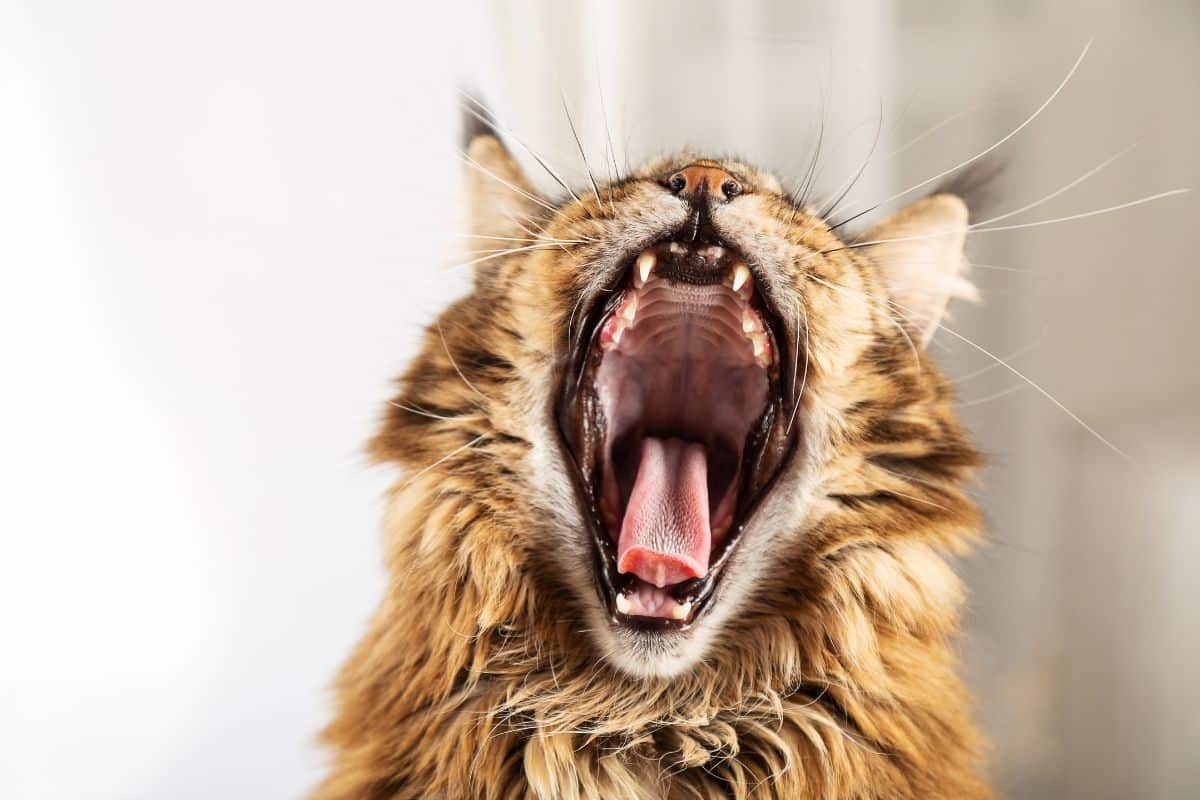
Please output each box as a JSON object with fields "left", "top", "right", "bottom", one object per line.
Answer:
{"left": 750, "top": 332, "right": 767, "bottom": 359}
{"left": 669, "top": 241, "right": 686, "bottom": 255}
{"left": 616, "top": 593, "right": 632, "bottom": 615}
{"left": 619, "top": 296, "right": 638, "bottom": 324}
{"left": 731, "top": 263, "right": 751, "bottom": 292}
{"left": 636, "top": 251, "right": 656, "bottom": 285}
{"left": 670, "top": 601, "right": 692, "bottom": 621}
{"left": 742, "top": 309, "right": 758, "bottom": 334}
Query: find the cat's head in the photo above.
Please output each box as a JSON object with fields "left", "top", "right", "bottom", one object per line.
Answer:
{"left": 372, "top": 132, "right": 982, "bottom": 679}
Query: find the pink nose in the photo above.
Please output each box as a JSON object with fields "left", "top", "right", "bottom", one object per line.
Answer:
{"left": 667, "top": 164, "right": 742, "bottom": 204}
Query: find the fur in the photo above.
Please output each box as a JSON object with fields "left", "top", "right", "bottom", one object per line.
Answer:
{"left": 314, "top": 136, "right": 991, "bottom": 799}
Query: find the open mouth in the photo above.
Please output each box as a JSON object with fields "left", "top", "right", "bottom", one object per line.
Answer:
{"left": 559, "top": 236, "right": 797, "bottom": 629}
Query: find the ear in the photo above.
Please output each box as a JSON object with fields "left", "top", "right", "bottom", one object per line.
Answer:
{"left": 859, "top": 193, "right": 978, "bottom": 345}
{"left": 465, "top": 134, "right": 545, "bottom": 242}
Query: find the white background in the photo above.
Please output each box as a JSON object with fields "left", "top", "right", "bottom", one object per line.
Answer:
{"left": 2, "top": 2, "right": 1197, "bottom": 798}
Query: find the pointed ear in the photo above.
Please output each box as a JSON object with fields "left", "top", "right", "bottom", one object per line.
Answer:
{"left": 860, "top": 193, "right": 978, "bottom": 345}
{"left": 465, "top": 134, "right": 545, "bottom": 241}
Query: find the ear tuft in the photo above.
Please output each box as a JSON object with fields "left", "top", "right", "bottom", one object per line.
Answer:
{"left": 859, "top": 193, "right": 975, "bottom": 345}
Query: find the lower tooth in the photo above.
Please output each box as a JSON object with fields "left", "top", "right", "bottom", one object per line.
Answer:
{"left": 670, "top": 601, "right": 692, "bottom": 621}
{"left": 616, "top": 594, "right": 632, "bottom": 615}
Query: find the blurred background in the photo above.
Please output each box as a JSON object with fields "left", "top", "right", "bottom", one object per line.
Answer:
{"left": 1, "top": 1, "right": 1196, "bottom": 797}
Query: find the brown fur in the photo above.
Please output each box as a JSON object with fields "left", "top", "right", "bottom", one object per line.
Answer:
{"left": 314, "top": 137, "right": 992, "bottom": 799}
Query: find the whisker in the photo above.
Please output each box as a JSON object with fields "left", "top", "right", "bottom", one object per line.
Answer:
{"left": 454, "top": 233, "right": 594, "bottom": 246}
{"left": 968, "top": 188, "right": 1191, "bottom": 232}
{"left": 957, "top": 383, "right": 1026, "bottom": 408}
{"left": 436, "top": 319, "right": 491, "bottom": 403}
{"left": 807, "top": 187, "right": 1190, "bottom": 262}
{"left": 805, "top": 273, "right": 922, "bottom": 378}
{"left": 559, "top": 90, "right": 609, "bottom": 214}
{"left": 387, "top": 400, "right": 476, "bottom": 422}
{"left": 442, "top": 241, "right": 575, "bottom": 271}
{"left": 796, "top": 86, "right": 827, "bottom": 209}
{"left": 951, "top": 333, "right": 1045, "bottom": 383}
{"left": 931, "top": 319, "right": 1129, "bottom": 459}
{"left": 829, "top": 40, "right": 1093, "bottom": 230}
{"left": 968, "top": 262, "right": 1036, "bottom": 274}
{"left": 459, "top": 91, "right": 586, "bottom": 208}
{"left": 819, "top": 97, "right": 885, "bottom": 221}
{"left": 784, "top": 297, "right": 811, "bottom": 439}
{"left": 801, "top": 269, "right": 1132, "bottom": 460}
{"left": 886, "top": 106, "right": 974, "bottom": 159}
{"left": 970, "top": 141, "right": 1140, "bottom": 227}
{"left": 398, "top": 433, "right": 487, "bottom": 491}
{"left": 460, "top": 151, "right": 558, "bottom": 214}
{"left": 592, "top": 47, "right": 621, "bottom": 209}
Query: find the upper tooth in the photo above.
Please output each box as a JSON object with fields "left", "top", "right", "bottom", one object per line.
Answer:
{"left": 668, "top": 242, "right": 687, "bottom": 255}
{"left": 731, "top": 263, "right": 751, "bottom": 292}
{"left": 636, "top": 251, "right": 656, "bottom": 285}
{"left": 616, "top": 593, "right": 632, "bottom": 615}
{"left": 742, "top": 309, "right": 758, "bottom": 334}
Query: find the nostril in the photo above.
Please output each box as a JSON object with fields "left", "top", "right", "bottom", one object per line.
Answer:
{"left": 721, "top": 179, "right": 742, "bottom": 199}
{"left": 667, "top": 173, "right": 687, "bottom": 195}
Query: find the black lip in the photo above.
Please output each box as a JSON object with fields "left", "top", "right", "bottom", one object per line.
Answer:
{"left": 556, "top": 235, "right": 801, "bottom": 631}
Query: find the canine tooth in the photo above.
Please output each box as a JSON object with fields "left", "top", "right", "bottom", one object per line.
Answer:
{"left": 670, "top": 601, "right": 692, "bottom": 621}
{"left": 731, "top": 263, "right": 751, "bottom": 292}
{"left": 636, "top": 251, "right": 656, "bottom": 285}
{"left": 616, "top": 593, "right": 632, "bottom": 615}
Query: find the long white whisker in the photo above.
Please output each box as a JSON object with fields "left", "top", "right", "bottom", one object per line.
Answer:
{"left": 805, "top": 273, "right": 922, "bottom": 377}
{"left": 971, "top": 141, "right": 1141, "bottom": 227}
{"left": 951, "top": 333, "right": 1045, "bottom": 383}
{"left": 436, "top": 319, "right": 490, "bottom": 403}
{"left": 820, "top": 97, "right": 885, "bottom": 221}
{"left": 454, "top": 233, "right": 593, "bottom": 245}
{"left": 784, "top": 297, "right": 811, "bottom": 439}
{"left": 387, "top": 400, "right": 476, "bottom": 422}
{"left": 836, "top": 40, "right": 1093, "bottom": 221}
{"left": 443, "top": 242, "right": 572, "bottom": 271}
{"left": 957, "top": 384, "right": 1026, "bottom": 408}
{"left": 461, "top": 152, "right": 558, "bottom": 213}
{"left": 886, "top": 107, "right": 974, "bottom": 159}
{"left": 969, "top": 188, "right": 1190, "bottom": 231}
{"left": 592, "top": 45, "right": 621, "bottom": 208}
{"left": 399, "top": 434, "right": 487, "bottom": 491}
{"left": 559, "top": 91, "right": 608, "bottom": 214}
{"left": 926, "top": 320, "right": 1129, "bottom": 460}
{"left": 460, "top": 92, "right": 586, "bottom": 207}
{"left": 806, "top": 187, "right": 1190, "bottom": 262}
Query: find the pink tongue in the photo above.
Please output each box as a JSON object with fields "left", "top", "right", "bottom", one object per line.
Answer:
{"left": 617, "top": 437, "right": 711, "bottom": 587}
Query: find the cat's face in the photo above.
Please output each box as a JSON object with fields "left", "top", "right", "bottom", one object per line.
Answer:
{"left": 374, "top": 135, "right": 980, "bottom": 679}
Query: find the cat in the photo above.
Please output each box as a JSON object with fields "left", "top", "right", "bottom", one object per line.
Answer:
{"left": 312, "top": 118, "right": 991, "bottom": 798}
